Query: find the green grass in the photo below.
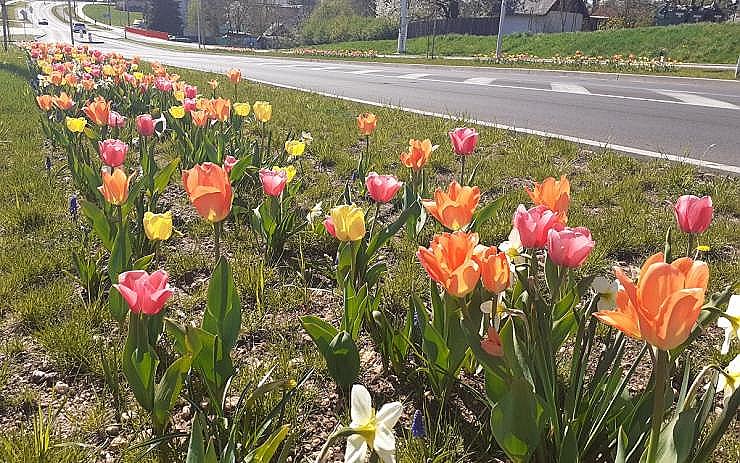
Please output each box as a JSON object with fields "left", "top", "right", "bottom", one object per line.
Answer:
{"left": 314, "top": 22, "right": 740, "bottom": 64}
{"left": 1, "top": 44, "right": 739, "bottom": 461}
{"left": 82, "top": 3, "right": 143, "bottom": 27}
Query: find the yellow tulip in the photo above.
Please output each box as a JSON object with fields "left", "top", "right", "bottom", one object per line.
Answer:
{"left": 233, "top": 102, "right": 251, "bottom": 117}
{"left": 271, "top": 165, "right": 297, "bottom": 183}
{"left": 173, "top": 90, "right": 185, "bottom": 102}
{"left": 169, "top": 106, "right": 186, "bottom": 119}
{"left": 284, "top": 140, "right": 305, "bottom": 157}
{"left": 253, "top": 101, "right": 272, "bottom": 123}
{"left": 65, "top": 116, "right": 87, "bottom": 133}
{"left": 329, "top": 204, "right": 366, "bottom": 242}
{"left": 133, "top": 71, "right": 144, "bottom": 81}
{"left": 143, "top": 211, "right": 173, "bottom": 241}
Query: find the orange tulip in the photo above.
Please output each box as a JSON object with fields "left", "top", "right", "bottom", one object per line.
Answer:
{"left": 81, "top": 77, "right": 95, "bottom": 91}
{"left": 36, "top": 95, "right": 53, "bottom": 111}
{"left": 98, "top": 168, "right": 130, "bottom": 206}
{"left": 526, "top": 175, "right": 570, "bottom": 223}
{"left": 84, "top": 96, "right": 111, "bottom": 126}
{"left": 226, "top": 68, "right": 241, "bottom": 84}
{"left": 191, "top": 110, "right": 208, "bottom": 127}
{"left": 474, "top": 246, "right": 511, "bottom": 293}
{"left": 182, "top": 163, "right": 233, "bottom": 223}
{"left": 400, "top": 138, "right": 437, "bottom": 172}
{"left": 357, "top": 112, "right": 377, "bottom": 136}
{"left": 207, "top": 98, "right": 231, "bottom": 122}
{"left": 52, "top": 92, "right": 75, "bottom": 111}
{"left": 422, "top": 181, "right": 480, "bottom": 231}
{"left": 208, "top": 79, "right": 219, "bottom": 90}
{"left": 418, "top": 231, "right": 481, "bottom": 298}
{"left": 593, "top": 253, "right": 708, "bottom": 351}
{"left": 48, "top": 71, "right": 63, "bottom": 86}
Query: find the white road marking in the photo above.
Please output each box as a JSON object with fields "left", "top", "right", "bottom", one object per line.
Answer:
{"left": 397, "top": 73, "right": 431, "bottom": 80}
{"left": 655, "top": 90, "right": 739, "bottom": 110}
{"left": 241, "top": 76, "right": 740, "bottom": 175}
{"left": 307, "top": 66, "right": 343, "bottom": 71}
{"left": 550, "top": 82, "right": 591, "bottom": 94}
{"left": 463, "top": 77, "right": 496, "bottom": 85}
{"left": 347, "top": 69, "right": 384, "bottom": 74}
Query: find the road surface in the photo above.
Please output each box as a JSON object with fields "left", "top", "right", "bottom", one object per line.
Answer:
{"left": 29, "top": 1, "right": 740, "bottom": 173}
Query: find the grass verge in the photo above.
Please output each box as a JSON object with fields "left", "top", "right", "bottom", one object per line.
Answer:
{"left": 82, "top": 4, "right": 143, "bottom": 27}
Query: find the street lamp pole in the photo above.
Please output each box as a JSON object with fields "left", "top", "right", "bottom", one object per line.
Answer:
{"left": 397, "top": 0, "right": 408, "bottom": 54}
{"left": 107, "top": 0, "right": 112, "bottom": 26}
{"left": 123, "top": 0, "right": 128, "bottom": 38}
{"left": 196, "top": 0, "right": 202, "bottom": 49}
{"left": 1, "top": 0, "right": 9, "bottom": 52}
{"left": 67, "top": 0, "right": 75, "bottom": 45}
{"left": 495, "top": 0, "right": 506, "bottom": 60}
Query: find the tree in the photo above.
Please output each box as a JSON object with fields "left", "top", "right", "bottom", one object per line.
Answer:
{"left": 147, "top": 0, "right": 183, "bottom": 34}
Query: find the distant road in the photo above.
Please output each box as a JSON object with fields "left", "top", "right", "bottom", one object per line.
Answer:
{"left": 33, "top": 1, "right": 740, "bottom": 173}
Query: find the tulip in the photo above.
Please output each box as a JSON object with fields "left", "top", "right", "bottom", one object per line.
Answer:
{"left": 36, "top": 94, "right": 53, "bottom": 111}
{"left": 717, "top": 295, "right": 740, "bottom": 355}
{"left": 284, "top": 140, "right": 305, "bottom": 156}
{"left": 52, "top": 92, "right": 75, "bottom": 110}
{"left": 209, "top": 98, "right": 231, "bottom": 121}
{"left": 365, "top": 172, "right": 403, "bottom": 203}
{"left": 400, "top": 138, "right": 437, "bottom": 172}
{"left": 208, "top": 79, "right": 219, "bottom": 90}
{"left": 356, "top": 112, "right": 377, "bottom": 136}
{"left": 259, "top": 168, "right": 288, "bottom": 197}
{"left": 173, "top": 89, "right": 185, "bottom": 102}
{"left": 481, "top": 326, "right": 504, "bottom": 357}
{"left": 223, "top": 155, "right": 239, "bottom": 175}
{"left": 183, "top": 98, "right": 197, "bottom": 112}
{"left": 422, "top": 181, "right": 480, "bottom": 231}
{"left": 474, "top": 246, "right": 510, "bottom": 293}
{"left": 526, "top": 175, "right": 570, "bottom": 223}
{"left": 184, "top": 84, "right": 198, "bottom": 99}
{"left": 324, "top": 216, "right": 337, "bottom": 238}
{"left": 108, "top": 110, "right": 126, "bottom": 128}
{"left": 136, "top": 114, "right": 155, "bottom": 137}
{"left": 344, "top": 384, "right": 401, "bottom": 463}
{"left": 418, "top": 231, "right": 481, "bottom": 298}
{"left": 169, "top": 105, "right": 185, "bottom": 119}
{"left": 717, "top": 355, "right": 740, "bottom": 407}
{"left": 182, "top": 163, "right": 233, "bottom": 223}
{"left": 143, "top": 211, "right": 173, "bottom": 241}
{"left": 271, "top": 165, "right": 297, "bottom": 183}
{"left": 98, "top": 168, "right": 130, "bottom": 205}
{"left": 546, "top": 225, "right": 595, "bottom": 268}
{"left": 113, "top": 270, "right": 173, "bottom": 316}
{"left": 83, "top": 96, "right": 111, "bottom": 126}
{"left": 512, "top": 205, "right": 560, "bottom": 249}
{"left": 226, "top": 68, "right": 241, "bottom": 83}
{"left": 674, "top": 195, "right": 713, "bottom": 234}
{"left": 449, "top": 127, "right": 479, "bottom": 156}
{"left": 233, "top": 102, "right": 250, "bottom": 117}
{"left": 191, "top": 110, "right": 208, "bottom": 127}
{"left": 328, "top": 204, "right": 366, "bottom": 242}
{"left": 98, "top": 139, "right": 128, "bottom": 167}
{"left": 253, "top": 101, "right": 272, "bottom": 123}
{"left": 593, "top": 252, "right": 708, "bottom": 350}
{"left": 65, "top": 116, "right": 87, "bottom": 133}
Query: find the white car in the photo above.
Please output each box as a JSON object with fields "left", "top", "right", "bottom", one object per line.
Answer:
{"left": 38, "top": 18, "right": 48, "bottom": 25}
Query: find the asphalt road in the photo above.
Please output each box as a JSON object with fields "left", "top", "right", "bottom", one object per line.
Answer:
{"left": 31, "top": 1, "right": 740, "bottom": 172}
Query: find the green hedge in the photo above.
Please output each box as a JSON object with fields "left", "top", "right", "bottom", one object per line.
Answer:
{"left": 300, "top": 14, "right": 397, "bottom": 45}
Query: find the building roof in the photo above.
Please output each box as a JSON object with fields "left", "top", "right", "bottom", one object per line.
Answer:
{"left": 512, "top": 0, "right": 589, "bottom": 16}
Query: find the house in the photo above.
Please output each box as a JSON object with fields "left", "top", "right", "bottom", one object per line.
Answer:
{"left": 502, "top": 0, "right": 590, "bottom": 34}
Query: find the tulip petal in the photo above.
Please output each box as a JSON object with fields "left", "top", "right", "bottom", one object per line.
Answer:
{"left": 593, "top": 308, "right": 642, "bottom": 340}
{"left": 637, "top": 262, "right": 683, "bottom": 317}
{"left": 651, "top": 288, "right": 704, "bottom": 350}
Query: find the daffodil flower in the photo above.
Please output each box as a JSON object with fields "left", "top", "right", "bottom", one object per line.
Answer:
{"left": 717, "top": 354, "right": 740, "bottom": 407}
{"left": 718, "top": 295, "right": 740, "bottom": 355}
{"left": 307, "top": 202, "right": 323, "bottom": 224}
{"left": 345, "top": 384, "right": 402, "bottom": 463}
{"left": 499, "top": 227, "right": 525, "bottom": 266}
{"left": 591, "top": 276, "right": 619, "bottom": 311}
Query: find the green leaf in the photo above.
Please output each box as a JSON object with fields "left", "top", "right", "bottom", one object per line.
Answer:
{"left": 186, "top": 414, "right": 206, "bottom": 463}
{"left": 203, "top": 256, "right": 242, "bottom": 352}
{"left": 153, "top": 355, "right": 192, "bottom": 430}
{"left": 327, "top": 331, "right": 360, "bottom": 389}
{"left": 109, "top": 223, "right": 132, "bottom": 283}
{"left": 108, "top": 289, "right": 129, "bottom": 323}
{"left": 299, "top": 316, "right": 339, "bottom": 360}
{"left": 366, "top": 200, "right": 419, "bottom": 258}
{"left": 489, "top": 377, "right": 544, "bottom": 463}
{"left": 228, "top": 159, "right": 256, "bottom": 184}
{"left": 133, "top": 253, "right": 155, "bottom": 271}
{"left": 654, "top": 408, "right": 698, "bottom": 463}
{"left": 122, "top": 315, "right": 158, "bottom": 412}
{"left": 469, "top": 196, "right": 504, "bottom": 232}
{"left": 81, "top": 201, "right": 113, "bottom": 251}
{"left": 154, "top": 157, "right": 180, "bottom": 194}
{"left": 253, "top": 425, "right": 290, "bottom": 463}
{"left": 558, "top": 423, "right": 580, "bottom": 463}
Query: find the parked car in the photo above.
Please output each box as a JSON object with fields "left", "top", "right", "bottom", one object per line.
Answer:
{"left": 38, "top": 18, "right": 48, "bottom": 25}
{"left": 73, "top": 23, "right": 87, "bottom": 34}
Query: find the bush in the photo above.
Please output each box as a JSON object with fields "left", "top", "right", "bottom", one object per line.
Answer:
{"left": 299, "top": 0, "right": 397, "bottom": 45}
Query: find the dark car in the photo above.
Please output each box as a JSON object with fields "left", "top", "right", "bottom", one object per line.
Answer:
{"left": 73, "top": 23, "right": 87, "bottom": 34}
{"left": 38, "top": 18, "right": 48, "bottom": 25}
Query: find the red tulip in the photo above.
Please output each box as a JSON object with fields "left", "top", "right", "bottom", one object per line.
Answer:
{"left": 136, "top": 114, "right": 155, "bottom": 137}
{"left": 184, "top": 84, "right": 198, "bottom": 99}
{"left": 674, "top": 195, "right": 713, "bottom": 234}
{"left": 512, "top": 204, "right": 559, "bottom": 249}
{"left": 365, "top": 172, "right": 403, "bottom": 203}
{"left": 113, "top": 270, "right": 173, "bottom": 316}
{"left": 223, "top": 155, "right": 238, "bottom": 175}
{"left": 259, "top": 168, "right": 287, "bottom": 197}
{"left": 546, "top": 225, "right": 595, "bottom": 268}
{"left": 448, "top": 127, "right": 479, "bottom": 156}
{"left": 98, "top": 139, "right": 128, "bottom": 167}
{"left": 183, "top": 98, "right": 197, "bottom": 112}
{"left": 481, "top": 326, "right": 504, "bottom": 357}
{"left": 324, "top": 216, "right": 337, "bottom": 238}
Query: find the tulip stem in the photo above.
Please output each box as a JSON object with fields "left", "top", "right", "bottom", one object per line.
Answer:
{"left": 214, "top": 221, "right": 222, "bottom": 262}
{"left": 646, "top": 349, "right": 669, "bottom": 463}
{"left": 686, "top": 233, "right": 696, "bottom": 258}
{"left": 460, "top": 155, "right": 466, "bottom": 185}
{"left": 370, "top": 202, "right": 381, "bottom": 236}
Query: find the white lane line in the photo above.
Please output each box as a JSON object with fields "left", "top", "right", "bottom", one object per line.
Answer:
{"left": 241, "top": 76, "right": 740, "bottom": 175}
{"left": 307, "top": 66, "right": 343, "bottom": 71}
{"left": 550, "top": 82, "right": 591, "bottom": 95}
{"left": 463, "top": 77, "right": 496, "bottom": 85}
{"left": 654, "top": 90, "right": 739, "bottom": 110}
{"left": 347, "top": 69, "right": 384, "bottom": 75}
{"left": 397, "top": 73, "right": 431, "bottom": 80}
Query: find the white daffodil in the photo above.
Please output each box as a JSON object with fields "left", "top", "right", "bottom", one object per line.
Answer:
{"left": 301, "top": 131, "right": 314, "bottom": 145}
{"left": 717, "top": 354, "right": 740, "bottom": 407}
{"left": 500, "top": 228, "right": 525, "bottom": 266}
{"left": 717, "top": 295, "right": 740, "bottom": 355}
{"left": 345, "top": 384, "right": 402, "bottom": 463}
{"left": 591, "top": 276, "right": 620, "bottom": 311}
{"left": 307, "top": 201, "right": 323, "bottom": 224}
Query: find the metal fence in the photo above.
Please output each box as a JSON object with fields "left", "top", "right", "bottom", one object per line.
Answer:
{"left": 406, "top": 17, "right": 500, "bottom": 39}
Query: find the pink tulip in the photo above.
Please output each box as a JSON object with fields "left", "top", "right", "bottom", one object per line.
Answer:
{"left": 136, "top": 114, "right": 155, "bottom": 137}
{"left": 113, "top": 270, "right": 173, "bottom": 316}
{"left": 108, "top": 110, "right": 126, "bottom": 128}
{"left": 449, "top": 127, "right": 479, "bottom": 156}
{"left": 324, "top": 216, "right": 337, "bottom": 238}
{"left": 365, "top": 172, "right": 403, "bottom": 203}
{"left": 674, "top": 195, "right": 713, "bottom": 234}
{"left": 258, "top": 168, "right": 287, "bottom": 197}
{"left": 184, "top": 84, "right": 198, "bottom": 99}
{"left": 223, "top": 155, "right": 238, "bottom": 174}
{"left": 154, "top": 77, "right": 173, "bottom": 92}
{"left": 183, "top": 98, "right": 197, "bottom": 112}
{"left": 512, "top": 204, "right": 560, "bottom": 249}
{"left": 546, "top": 225, "right": 595, "bottom": 268}
{"left": 98, "top": 139, "right": 128, "bottom": 167}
